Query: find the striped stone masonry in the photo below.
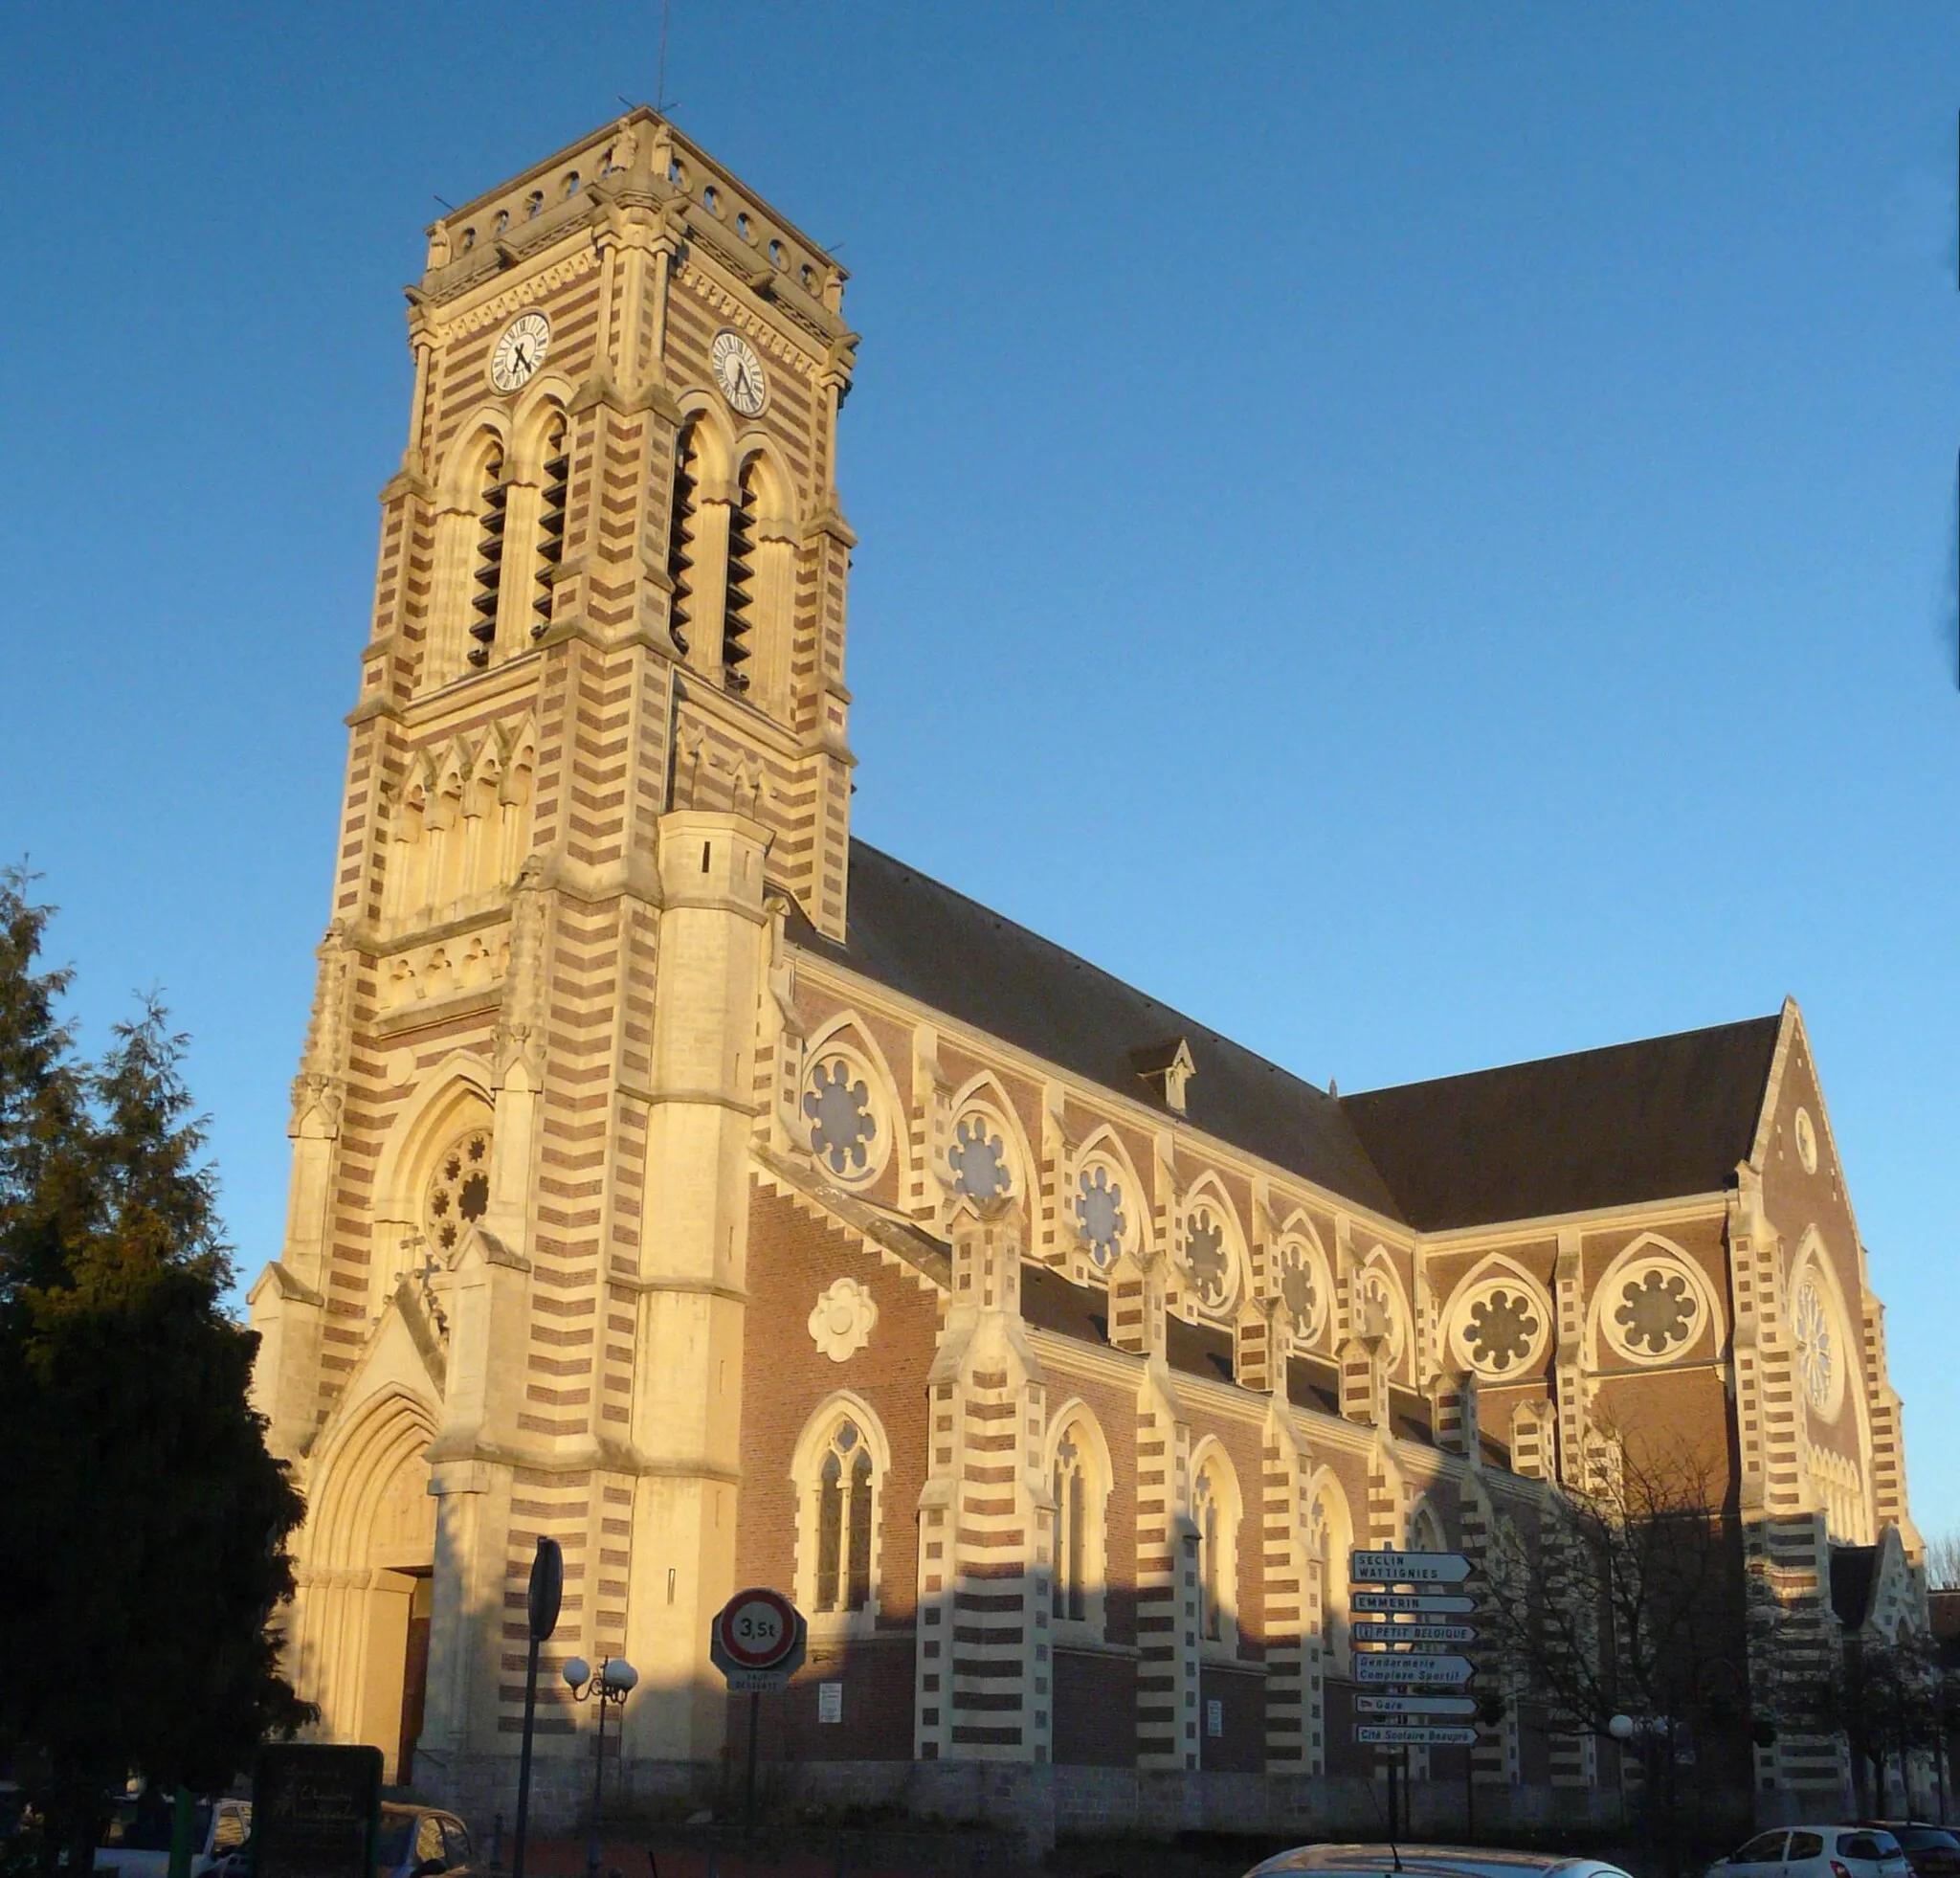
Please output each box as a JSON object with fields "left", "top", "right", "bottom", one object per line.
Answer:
{"left": 917, "top": 1199, "right": 1052, "bottom": 1765}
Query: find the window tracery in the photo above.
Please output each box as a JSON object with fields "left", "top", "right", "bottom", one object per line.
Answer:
{"left": 1073, "top": 1153, "right": 1134, "bottom": 1270}
{"left": 1180, "top": 1188, "right": 1242, "bottom": 1316}
{"left": 948, "top": 1110, "right": 1013, "bottom": 1201}
{"left": 1354, "top": 1260, "right": 1408, "bottom": 1366}
{"left": 801, "top": 1046, "right": 887, "bottom": 1185}
{"left": 1448, "top": 1272, "right": 1550, "bottom": 1379}
{"left": 1793, "top": 1276, "right": 1835, "bottom": 1413}
{"left": 1597, "top": 1250, "right": 1709, "bottom": 1367}
{"left": 1274, "top": 1231, "right": 1328, "bottom": 1343}
{"left": 423, "top": 1126, "right": 492, "bottom": 1254}
{"left": 792, "top": 1401, "right": 889, "bottom": 1627}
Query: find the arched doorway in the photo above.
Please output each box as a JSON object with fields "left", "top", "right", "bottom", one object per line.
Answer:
{"left": 301, "top": 1389, "right": 438, "bottom": 1782}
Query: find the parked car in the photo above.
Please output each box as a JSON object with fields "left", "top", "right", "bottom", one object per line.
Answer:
{"left": 1246, "top": 1847, "right": 1633, "bottom": 1878}
{"left": 94, "top": 1795, "right": 250, "bottom": 1878}
{"left": 1707, "top": 1826, "right": 1912, "bottom": 1878}
{"left": 373, "top": 1805, "right": 475, "bottom": 1878}
{"left": 1860, "top": 1828, "right": 1960, "bottom": 1878}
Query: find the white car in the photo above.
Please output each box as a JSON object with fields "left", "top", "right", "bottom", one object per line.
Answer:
{"left": 94, "top": 1796, "right": 251, "bottom": 1878}
{"left": 1709, "top": 1826, "right": 1912, "bottom": 1878}
{"left": 1247, "top": 1846, "right": 1634, "bottom": 1878}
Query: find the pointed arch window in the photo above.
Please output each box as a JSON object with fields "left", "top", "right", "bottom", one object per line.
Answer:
{"left": 1194, "top": 1467, "right": 1224, "bottom": 1642}
{"left": 722, "top": 460, "right": 758, "bottom": 692}
{"left": 467, "top": 444, "right": 508, "bottom": 668}
{"left": 1053, "top": 1434, "right": 1087, "bottom": 1621}
{"left": 813, "top": 1418, "right": 875, "bottom": 1614}
{"left": 531, "top": 414, "right": 568, "bottom": 639}
{"left": 666, "top": 422, "right": 700, "bottom": 656}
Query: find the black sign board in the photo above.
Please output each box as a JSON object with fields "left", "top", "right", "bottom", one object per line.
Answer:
{"left": 527, "top": 1537, "right": 564, "bottom": 1642}
{"left": 251, "top": 1745, "right": 381, "bottom": 1878}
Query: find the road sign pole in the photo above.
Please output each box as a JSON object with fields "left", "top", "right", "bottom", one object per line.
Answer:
{"left": 744, "top": 1689, "right": 761, "bottom": 1847}
{"left": 512, "top": 1537, "right": 564, "bottom": 1878}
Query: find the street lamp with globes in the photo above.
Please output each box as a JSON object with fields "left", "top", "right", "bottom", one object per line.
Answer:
{"left": 563, "top": 1655, "right": 637, "bottom": 1878}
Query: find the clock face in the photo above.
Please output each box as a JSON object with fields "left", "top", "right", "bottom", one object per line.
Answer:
{"left": 489, "top": 313, "right": 551, "bottom": 393}
{"left": 711, "top": 328, "right": 768, "bottom": 416}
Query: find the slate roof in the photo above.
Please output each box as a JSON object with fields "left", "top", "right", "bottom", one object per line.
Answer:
{"left": 791, "top": 840, "right": 1782, "bottom": 1235}
{"left": 1339, "top": 1016, "right": 1783, "bottom": 1232}
{"left": 792, "top": 843, "right": 1404, "bottom": 1216}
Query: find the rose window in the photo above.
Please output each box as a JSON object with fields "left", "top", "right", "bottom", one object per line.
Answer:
{"left": 424, "top": 1128, "right": 492, "bottom": 1252}
{"left": 1463, "top": 1288, "right": 1541, "bottom": 1375}
{"left": 804, "top": 1055, "right": 880, "bottom": 1181}
{"left": 1793, "top": 1279, "right": 1834, "bottom": 1412}
{"left": 1276, "top": 1240, "right": 1322, "bottom": 1338}
{"left": 1183, "top": 1203, "right": 1233, "bottom": 1309}
{"left": 1613, "top": 1267, "right": 1699, "bottom": 1357}
{"left": 948, "top": 1114, "right": 1012, "bottom": 1200}
{"left": 1075, "top": 1163, "right": 1127, "bottom": 1269}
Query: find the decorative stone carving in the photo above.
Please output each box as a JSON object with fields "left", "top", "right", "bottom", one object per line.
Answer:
{"left": 808, "top": 1275, "right": 879, "bottom": 1364}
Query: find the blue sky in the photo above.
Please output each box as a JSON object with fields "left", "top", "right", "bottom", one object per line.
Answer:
{"left": 4, "top": 6, "right": 1957, "bottom": 1526}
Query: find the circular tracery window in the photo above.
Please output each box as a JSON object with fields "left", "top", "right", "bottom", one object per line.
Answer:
{"left": 1354, "top": 1263, "right": 1406, "bottom": 1366}
{"left": 1181, "top": 1197, "right": 1241, "bottom": 1315}
{"left": 425, "top": 1127, "right": 492, "bottom": 1252}
{"left": 1449, "top": 1276, "right": 1549, "bottom": 1378}
{"left": 948, "top": 1110, "right": 1013, "bottom": 1200}
{"left": 803, "top": 1050, "right": 885, "bottom": 1184}
{"left": 1274, "top": 1236, "right": 1326, "bottom": 1342}
{"left": 1073, "top": 1156, "right": 1133, "bottom": 1270}
{"left": 1601, "top": 1256, "right": 1706, "bottom": 1365}
{"left": 1793, "top": 1276, "right": 1836, "bottom": 1413}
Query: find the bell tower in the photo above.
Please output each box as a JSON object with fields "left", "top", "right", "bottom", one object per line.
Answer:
{"left": 251, "top": 111, "right": 858, "bottom": 1811}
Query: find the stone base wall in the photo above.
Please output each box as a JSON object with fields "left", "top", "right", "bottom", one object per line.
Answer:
{"left": 413, "top": 1754, "right": 1651, "bottom": 1854}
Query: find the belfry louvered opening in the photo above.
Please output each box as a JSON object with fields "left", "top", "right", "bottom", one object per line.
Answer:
{"left": 722, "top": 460, "right": 759, "bottom": 692}
{"left": 666, "top": 421, "right": 699, "bottom": 656}
{"left": 467, "top": 445, "right": 508, "bottom": 667}
{"left": 531, "top": 415, "right": 568, "bottom": 638}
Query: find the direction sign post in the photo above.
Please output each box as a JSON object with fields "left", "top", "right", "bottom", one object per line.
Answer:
{"left": 1348, "top": 1549, "right": 1482, "bottom": 1835}
{"left": 710, "top": 1589, "right": 808, "bottom": 1847}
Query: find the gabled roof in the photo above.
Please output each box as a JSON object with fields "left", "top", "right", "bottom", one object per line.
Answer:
{"left": 791, "top": 842, "right": 1405, "bottom": 1218}
{"left": 1339, "top": 1017, "right": 1782, "bottom": 1231}
{"left": 790, "top": 840, "right": 1784, "bottom": 1238}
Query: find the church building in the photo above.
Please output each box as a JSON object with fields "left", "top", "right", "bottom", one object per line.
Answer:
{"left": 248, "top": 110, "right": 1926, "bottom": 1844}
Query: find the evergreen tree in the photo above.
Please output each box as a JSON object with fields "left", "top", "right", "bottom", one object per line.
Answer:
{"left": 0, "top": 870, "right": 308, "bottom": 1870}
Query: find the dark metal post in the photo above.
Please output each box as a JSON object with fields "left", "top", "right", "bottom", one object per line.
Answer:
{"left": 512, "top": 1537, "right": 563, "bottom": 1878}
{"left": 585, "top": 1694, "right": 608, "bottom": 1878}
{"left": 511, "top": 1636, "right": 542, "bottom": 1878}
{"left": 744, "top": 1690, "right": 761, "bottom": 1847}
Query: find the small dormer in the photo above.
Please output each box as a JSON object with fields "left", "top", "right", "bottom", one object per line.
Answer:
{"left": 1131, "top": 1037, "right": 1196, "bottom": 1114}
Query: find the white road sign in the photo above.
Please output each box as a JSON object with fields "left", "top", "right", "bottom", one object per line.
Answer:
{"left": 1355, "top": 1724, "right": 1479, "bottom": 1747}
{"left": 1351, "top": 1591, "right": 1477, "bottom": 1615}
{"left": 1356, "top": 1694, "right": 1479, "bottom": 1717}
{"left": 1352, "top": 1621, "right": 1478, "bottom": 1645}
{"left": 1353, "top": 1651, "right": 1476, "bottom": 1684}
{"left": 1350, "top": 1549, "right": 1474, "bottom": 1584}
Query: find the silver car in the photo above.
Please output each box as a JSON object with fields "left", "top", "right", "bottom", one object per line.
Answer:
{"left": 1709, "top": 1826, "right": 1912, "bottom": 1878}
{"left": 1248, "top": 1846, "right": 1634, "bottom": 1878}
